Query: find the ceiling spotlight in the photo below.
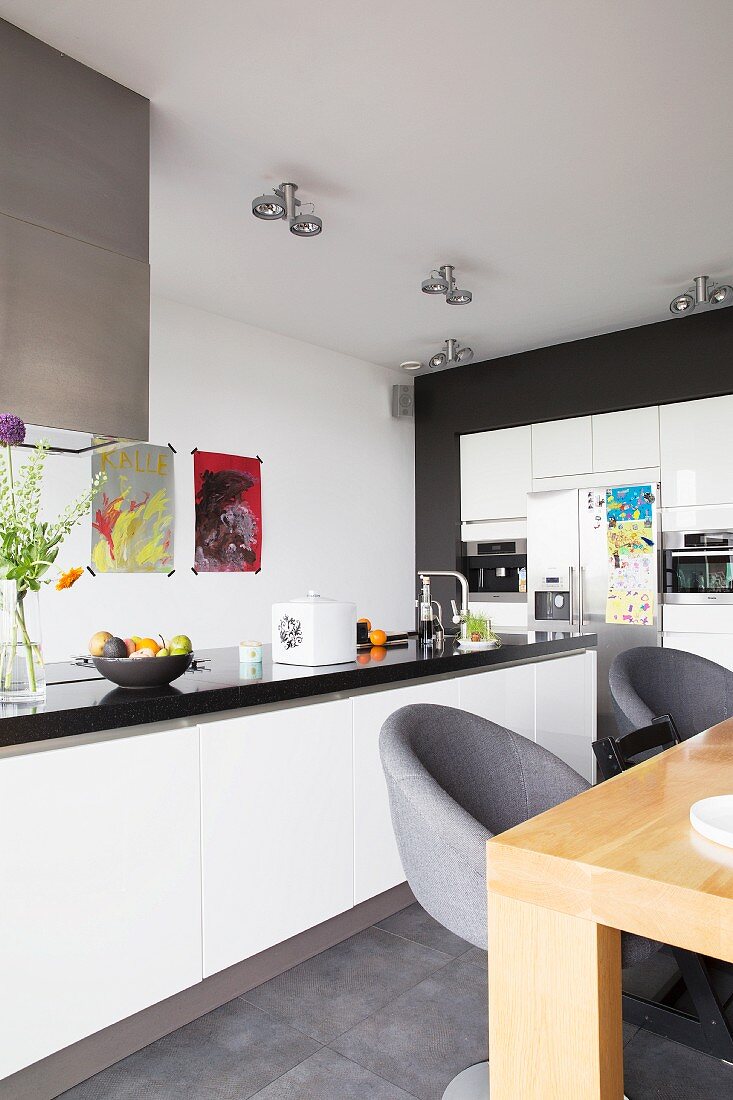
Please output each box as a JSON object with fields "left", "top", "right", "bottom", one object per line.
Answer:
{"left": 252, "top": 182, "right": 323, "bottom": 236}
{"left": 446, "top": 288, "right": 473, "bottom": 305}
{"left": 252, "top": 195, "right": 286, "bottom": 220}
{"left": 421, "top": 264, "right": 472, "bottom": 305}
{"left": 290, "top": 213, "right": 323, "bottom": 237}
{"left": 710, "top": 284, "right": 733, "bottom": 306}
{"left": 421, "top": 271, "right": 449, "bottom": 295}
{"left": 669, "top": 274, "right": 733, "bottom": 316}
{"left": 400, "top": 360, "right": 422, "bottom": 372}
{"left": 670, "top": 293, "right": 695, "bottom": 315}
{"left": 428, "top": 338, "right": 473, "bottom": 370}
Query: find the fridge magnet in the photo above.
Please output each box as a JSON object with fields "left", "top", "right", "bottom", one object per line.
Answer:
{"left": 91, "top": 443, "right": 174, "bottom": 572}
{"left": 193, "top": 451, "right": 262, "bottom": 572}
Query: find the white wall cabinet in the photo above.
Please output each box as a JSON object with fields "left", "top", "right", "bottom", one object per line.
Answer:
{"left": 0, "top": 727, "right": 202, "bottom": 1080}
{"left": 458, "top": 664, "right": 535, "bottom": 739}
{"left": 200, "top": 699, "right": 354, "bottom": 977}
{"left": 531, "top": 417, "right": 592, "bottom": 479}
{"left": 535, "top": 652, "right": 596, "bottom": 781}
{"left": 352, "top": 678, "right": 460, "bottom": 905}
{"left": 460, "top": 426, "right": 532, "bottom": 521}
{"left": 592, "top": 406, "right": 659, "bottom": 472}
{"left": 660, "top": 395, "right": 733, "bottom": 507}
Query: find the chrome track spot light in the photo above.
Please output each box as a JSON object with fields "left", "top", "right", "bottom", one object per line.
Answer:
{"left": 252, "top": 182, "right": 323, "bottom": 236}
{"left": 421, "top": 264, "right": 472, "bottom": 305}
{"left": 290, "top": 212, "right": 323, "bottom": 237}
{"left": 670, "top": 274, "right": 733, "bottom": 316}
{"left": 428, "top": 338, "right": 473, "bottom": 370}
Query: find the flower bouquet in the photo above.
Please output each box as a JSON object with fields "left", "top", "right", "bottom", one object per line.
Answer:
{"left": 0, "top": 414, "right": 105, "bottom": 701}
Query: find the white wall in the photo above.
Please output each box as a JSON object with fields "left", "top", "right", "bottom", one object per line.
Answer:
{"left": 38, "top": 297, "right": 415, "bottom": 662}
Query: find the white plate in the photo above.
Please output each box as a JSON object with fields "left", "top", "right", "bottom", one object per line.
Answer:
{"left": 690, "top": 795, "right": 733, "bottom": 849}
{"left": 457, "top": 639, "right": 499, "bottom": 651}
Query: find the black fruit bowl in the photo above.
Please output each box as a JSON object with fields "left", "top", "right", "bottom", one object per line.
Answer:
{"left": 92, "top": 652, "right": 193, "bottom": 688}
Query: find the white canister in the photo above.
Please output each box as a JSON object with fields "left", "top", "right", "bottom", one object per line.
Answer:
{"left": 272, "top": 591, "right": 356, "bottom": 666}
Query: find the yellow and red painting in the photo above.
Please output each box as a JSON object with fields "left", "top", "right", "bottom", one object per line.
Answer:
{"left": 91, "top": 444, "right": 174, "bottom": 572}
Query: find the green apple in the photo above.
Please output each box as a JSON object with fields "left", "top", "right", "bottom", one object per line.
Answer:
{"left": 169, "top": 634, "right": 192, "bottom": 654}
{"left": 156, "top": 647, "right": 170, "bottom": 658}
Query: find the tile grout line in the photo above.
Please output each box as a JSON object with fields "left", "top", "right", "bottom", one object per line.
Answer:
{"left": 247, "top": 1046, "right": 423, "bottom": 1100}
{"left": 245, "top": 1044, "right": 327, "bottom": 1099}
{"left": 375, "top": 923, "right": 474, "bottom": 959}
{"left": 240, "top": 927, "right": 458, "bottom": 1048}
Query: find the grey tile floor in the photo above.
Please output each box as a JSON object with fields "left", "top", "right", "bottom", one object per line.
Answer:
{"left": 61, "top": 903, "right": 733, "bottom": 1100}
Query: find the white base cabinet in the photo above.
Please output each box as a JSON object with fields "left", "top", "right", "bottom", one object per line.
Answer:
{"left": 663, "top": 632, "right": 733, "bottom": 673}
{"left": 0, "top": 727, "right": 202, "bottom": 1081}
{"left": 352, "top": 678, "right": 460, "bottom": 905}
{"left": 458, "top": 653, "right": 596, "bottom": 782}
{"left": 535, "top": 652, "right": 596, "bottom": 782}
{"left": 200, "top": 699, "right": 354, "bottom": 977}
{"left": 458, "top": 664, "right": 534, "bottom": 740}
{"left": 0, "top": 647, "right": 598, "bottom": 1082}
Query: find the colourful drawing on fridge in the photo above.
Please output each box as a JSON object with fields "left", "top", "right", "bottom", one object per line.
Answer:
{"left": 605, "top": 484, "right": 655, "bottom": 626}
{"left": 91, "top": 444, "right": 174, "bottom": 572}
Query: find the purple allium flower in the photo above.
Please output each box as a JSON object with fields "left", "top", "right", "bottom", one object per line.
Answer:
{"left": 0, "top": 414, "right": 26, "bottom": 447}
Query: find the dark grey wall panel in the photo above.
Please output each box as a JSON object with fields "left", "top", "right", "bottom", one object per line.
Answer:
{"left": 0, "top": 212, "right": 149, "bottom": 440}
{"left": 415, "top": 308, "right": 733, "bottom": 612}
{"left": 0, "top": 19, "right": 149, "bottom": 262}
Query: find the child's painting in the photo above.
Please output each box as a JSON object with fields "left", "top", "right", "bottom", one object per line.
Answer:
{"left": 193, "top": 451, "right": 262, "bottom": 572}
{"left": 91, "top": 444, "right": 174, "bottom": 572}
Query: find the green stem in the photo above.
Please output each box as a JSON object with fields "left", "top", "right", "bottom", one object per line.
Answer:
{"left": 15, "top": 597, "right": 37, "bottom": 695}
{"left": 4, "top": 445, "right": 16, "bottom": 520}
{"left": 4, "top": 599, "right": 17, "bottom": 692}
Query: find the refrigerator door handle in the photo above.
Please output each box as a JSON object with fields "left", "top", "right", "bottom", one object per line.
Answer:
{"left": 569, "top": 565, "right": 575, "bottom": 626}
{"left": 579, "top": 565, "right": 585, "bottom": 626}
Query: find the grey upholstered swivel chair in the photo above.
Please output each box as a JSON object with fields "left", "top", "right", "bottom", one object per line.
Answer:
{"left": 380, "top": 703, "right": 657, "bottom": 1100}
{"left": 609, "top": 646, "right": 733, "bottom": 739}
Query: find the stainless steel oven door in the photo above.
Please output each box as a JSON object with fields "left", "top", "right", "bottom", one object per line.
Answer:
{"left": 663, "top": 531, "right": 733, "bottom": 603}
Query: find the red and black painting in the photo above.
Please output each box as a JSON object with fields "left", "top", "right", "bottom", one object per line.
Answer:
{"left": 193, "top": 451, "right": 262, "bottom": 572}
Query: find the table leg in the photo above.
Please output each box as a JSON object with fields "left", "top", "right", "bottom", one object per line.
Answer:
{"left": 487, "top": 892, "right": 624, "bottom": 1100}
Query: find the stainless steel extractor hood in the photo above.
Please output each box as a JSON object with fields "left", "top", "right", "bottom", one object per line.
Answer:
{"left": 0, "top": 19, "right": 150, "bottom": 450}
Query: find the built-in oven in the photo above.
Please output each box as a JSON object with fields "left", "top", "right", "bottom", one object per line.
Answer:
{"left": 463, "top": 539, "right": 527, "bottom": 601}
{"left": 663, "top": 531, "right": 733, "bottom": 603}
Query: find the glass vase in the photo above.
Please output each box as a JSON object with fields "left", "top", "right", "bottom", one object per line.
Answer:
{"left": 0, "top": 580, "right": 45, "bottom": 702}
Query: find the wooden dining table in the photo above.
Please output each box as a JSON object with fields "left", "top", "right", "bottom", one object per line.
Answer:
{"left": 486, "top": 717, "right": 733, "bottom": 1099}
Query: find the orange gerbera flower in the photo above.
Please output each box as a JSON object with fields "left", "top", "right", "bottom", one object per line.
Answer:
{"left": 56, "top": 566, "right": 84, "bottom": 591}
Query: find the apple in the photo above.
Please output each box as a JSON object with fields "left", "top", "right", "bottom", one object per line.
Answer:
{"left": 123, "top": 638, "right": 136, "bottom": 657}
{"left": 89, "top": 631, "right": 113, "bottom": 657}
{"left": 169, "top": 634, "right": 193, "bottom": 654}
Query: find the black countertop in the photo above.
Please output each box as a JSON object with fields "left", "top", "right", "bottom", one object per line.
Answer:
{"left": 0, "top": 632, "right": 596, "bottom": 749}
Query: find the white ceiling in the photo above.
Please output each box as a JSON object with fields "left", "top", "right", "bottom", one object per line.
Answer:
{"left": 3, "top": 0, "right": 733, "bottom": 373}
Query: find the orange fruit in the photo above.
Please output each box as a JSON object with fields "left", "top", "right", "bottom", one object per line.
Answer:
{"left": 358, "top": 617, "right": 372, "bottom": 632}
{"left": 371, "top": 646, "right": 387, "bottom": 661}
{"left": 357, "top": 653, "right": 370, "bottom": 665}
{"left": 137, "top": 637, "right": 161, "bottom": 655}
{"left": 369, "top": 629, "right": 387, "bottom": 646}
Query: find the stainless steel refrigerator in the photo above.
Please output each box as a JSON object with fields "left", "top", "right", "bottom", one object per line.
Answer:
{"left": 527, "top": 483, "right": 661, "bottom": 742}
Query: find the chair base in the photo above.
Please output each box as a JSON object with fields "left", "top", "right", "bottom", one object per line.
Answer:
{"left": 440, "top": 1061, "right": 630, "bottom": 1100}
{"left": 442, "top": 1062, "right": 489, "bottom": 1099}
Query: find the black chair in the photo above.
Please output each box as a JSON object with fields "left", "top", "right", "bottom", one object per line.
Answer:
{"left": 592, "top": 713, "right": 681, "bottom": 777}
{"left": 594, "top": 718, "right": 733, "bottom": 1062}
